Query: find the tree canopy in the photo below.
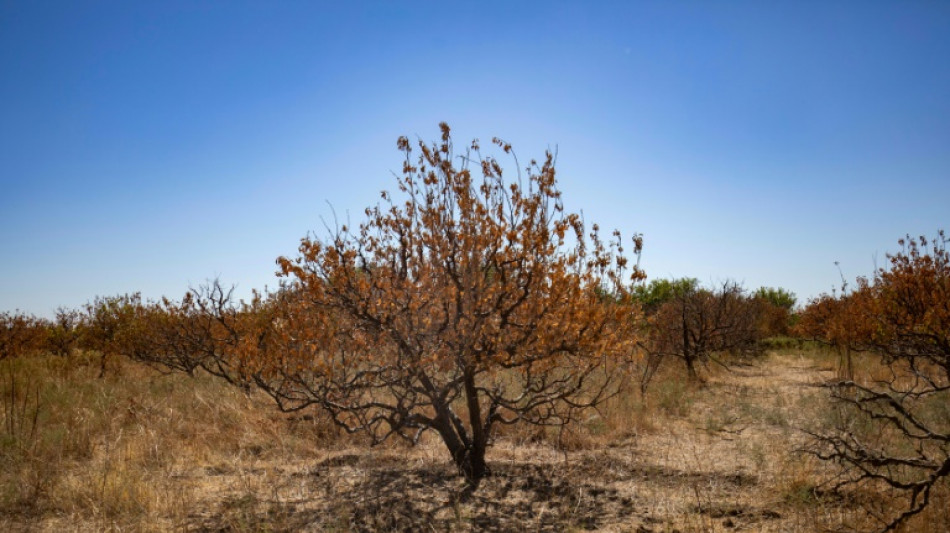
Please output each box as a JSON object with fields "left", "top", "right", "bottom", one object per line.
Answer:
{"left": 256, "top": 124, "right": 644, "bottom": 486}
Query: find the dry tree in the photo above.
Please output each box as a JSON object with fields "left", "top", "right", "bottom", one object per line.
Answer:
{"left": 250, "top": 123, "right": 646, "bottom": 488}
{"left": 639, "top": 280, "right": 762, "bottom": 389}
{"left": 801, "top": 231, "right": 950, "bottom": 532}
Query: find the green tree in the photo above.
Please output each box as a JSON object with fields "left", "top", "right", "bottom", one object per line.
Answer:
{"left": 753, "top": 287, "right": 797, "bottom": 337}
{"left": 631, "top": 277, "right": 698, "bottom": 314}
{"left": 753, "top": 287, "right": 796, "bottom": 310}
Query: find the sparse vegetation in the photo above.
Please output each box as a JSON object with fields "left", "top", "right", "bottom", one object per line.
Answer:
{"left": 2, "top": 313, "right": 946, "bottom": 531}
{"left": 2, "top": 127, "right": 947, "bottom": 531}
{"left": 0, "top": 340, "right": 903, "bottom": 532}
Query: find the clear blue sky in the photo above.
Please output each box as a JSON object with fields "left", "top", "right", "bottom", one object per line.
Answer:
{"left": 2, "top": 1, "right": 948, "bottom": 317}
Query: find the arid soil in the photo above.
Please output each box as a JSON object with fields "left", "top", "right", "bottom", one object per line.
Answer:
{"left": 10, "top": 351, "right": 940, "bottom": 532}
{"left": 168, "top": 354, "right": 848, "bottom": 531}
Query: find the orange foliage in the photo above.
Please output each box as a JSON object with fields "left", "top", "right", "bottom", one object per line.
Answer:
{"left": 802, "top": 231, "right": 950, "bottom": 532}
{"left": 0, "top": 311, "right": 45, "bottom": 360}
{"left": 37, "top": 125, "right": 644, "bottom": 488}
{"left": 255, "top": 124, "right": 645, "bottom": 485}
{"left": 864, "top": 232, "right": 950, "bottom": 366}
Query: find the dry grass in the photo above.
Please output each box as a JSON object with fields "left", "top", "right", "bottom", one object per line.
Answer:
{"left": 1, "top": 347, "right": 946, "bottom": 532}
{"left": 0, "top": 352, "right": 343, "bottom": 531}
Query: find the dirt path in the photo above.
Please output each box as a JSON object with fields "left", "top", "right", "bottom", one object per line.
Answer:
{"left": 617, "top": 352, "right": 841, "bottom": 532}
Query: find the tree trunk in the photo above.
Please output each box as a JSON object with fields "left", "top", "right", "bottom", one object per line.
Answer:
{"left": 433, "top": 421, "right": 489, "bottom": 488}
{"left": 682, "top": 303, "right": 698, "bottom": 381}
{"left": 458, "top": 447, "right": 489, "bottom": 488}
{"left": 98, "top": 352, "right": 109, "bottom": 379}
{"left": 684, "top": 353, "right": 698, "bottom": 381}
{"left": 461, "top": 367, "right": 489, "bottom": 487}
{"left": 430, "top": 402, "right": 489, "bottom": 489}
